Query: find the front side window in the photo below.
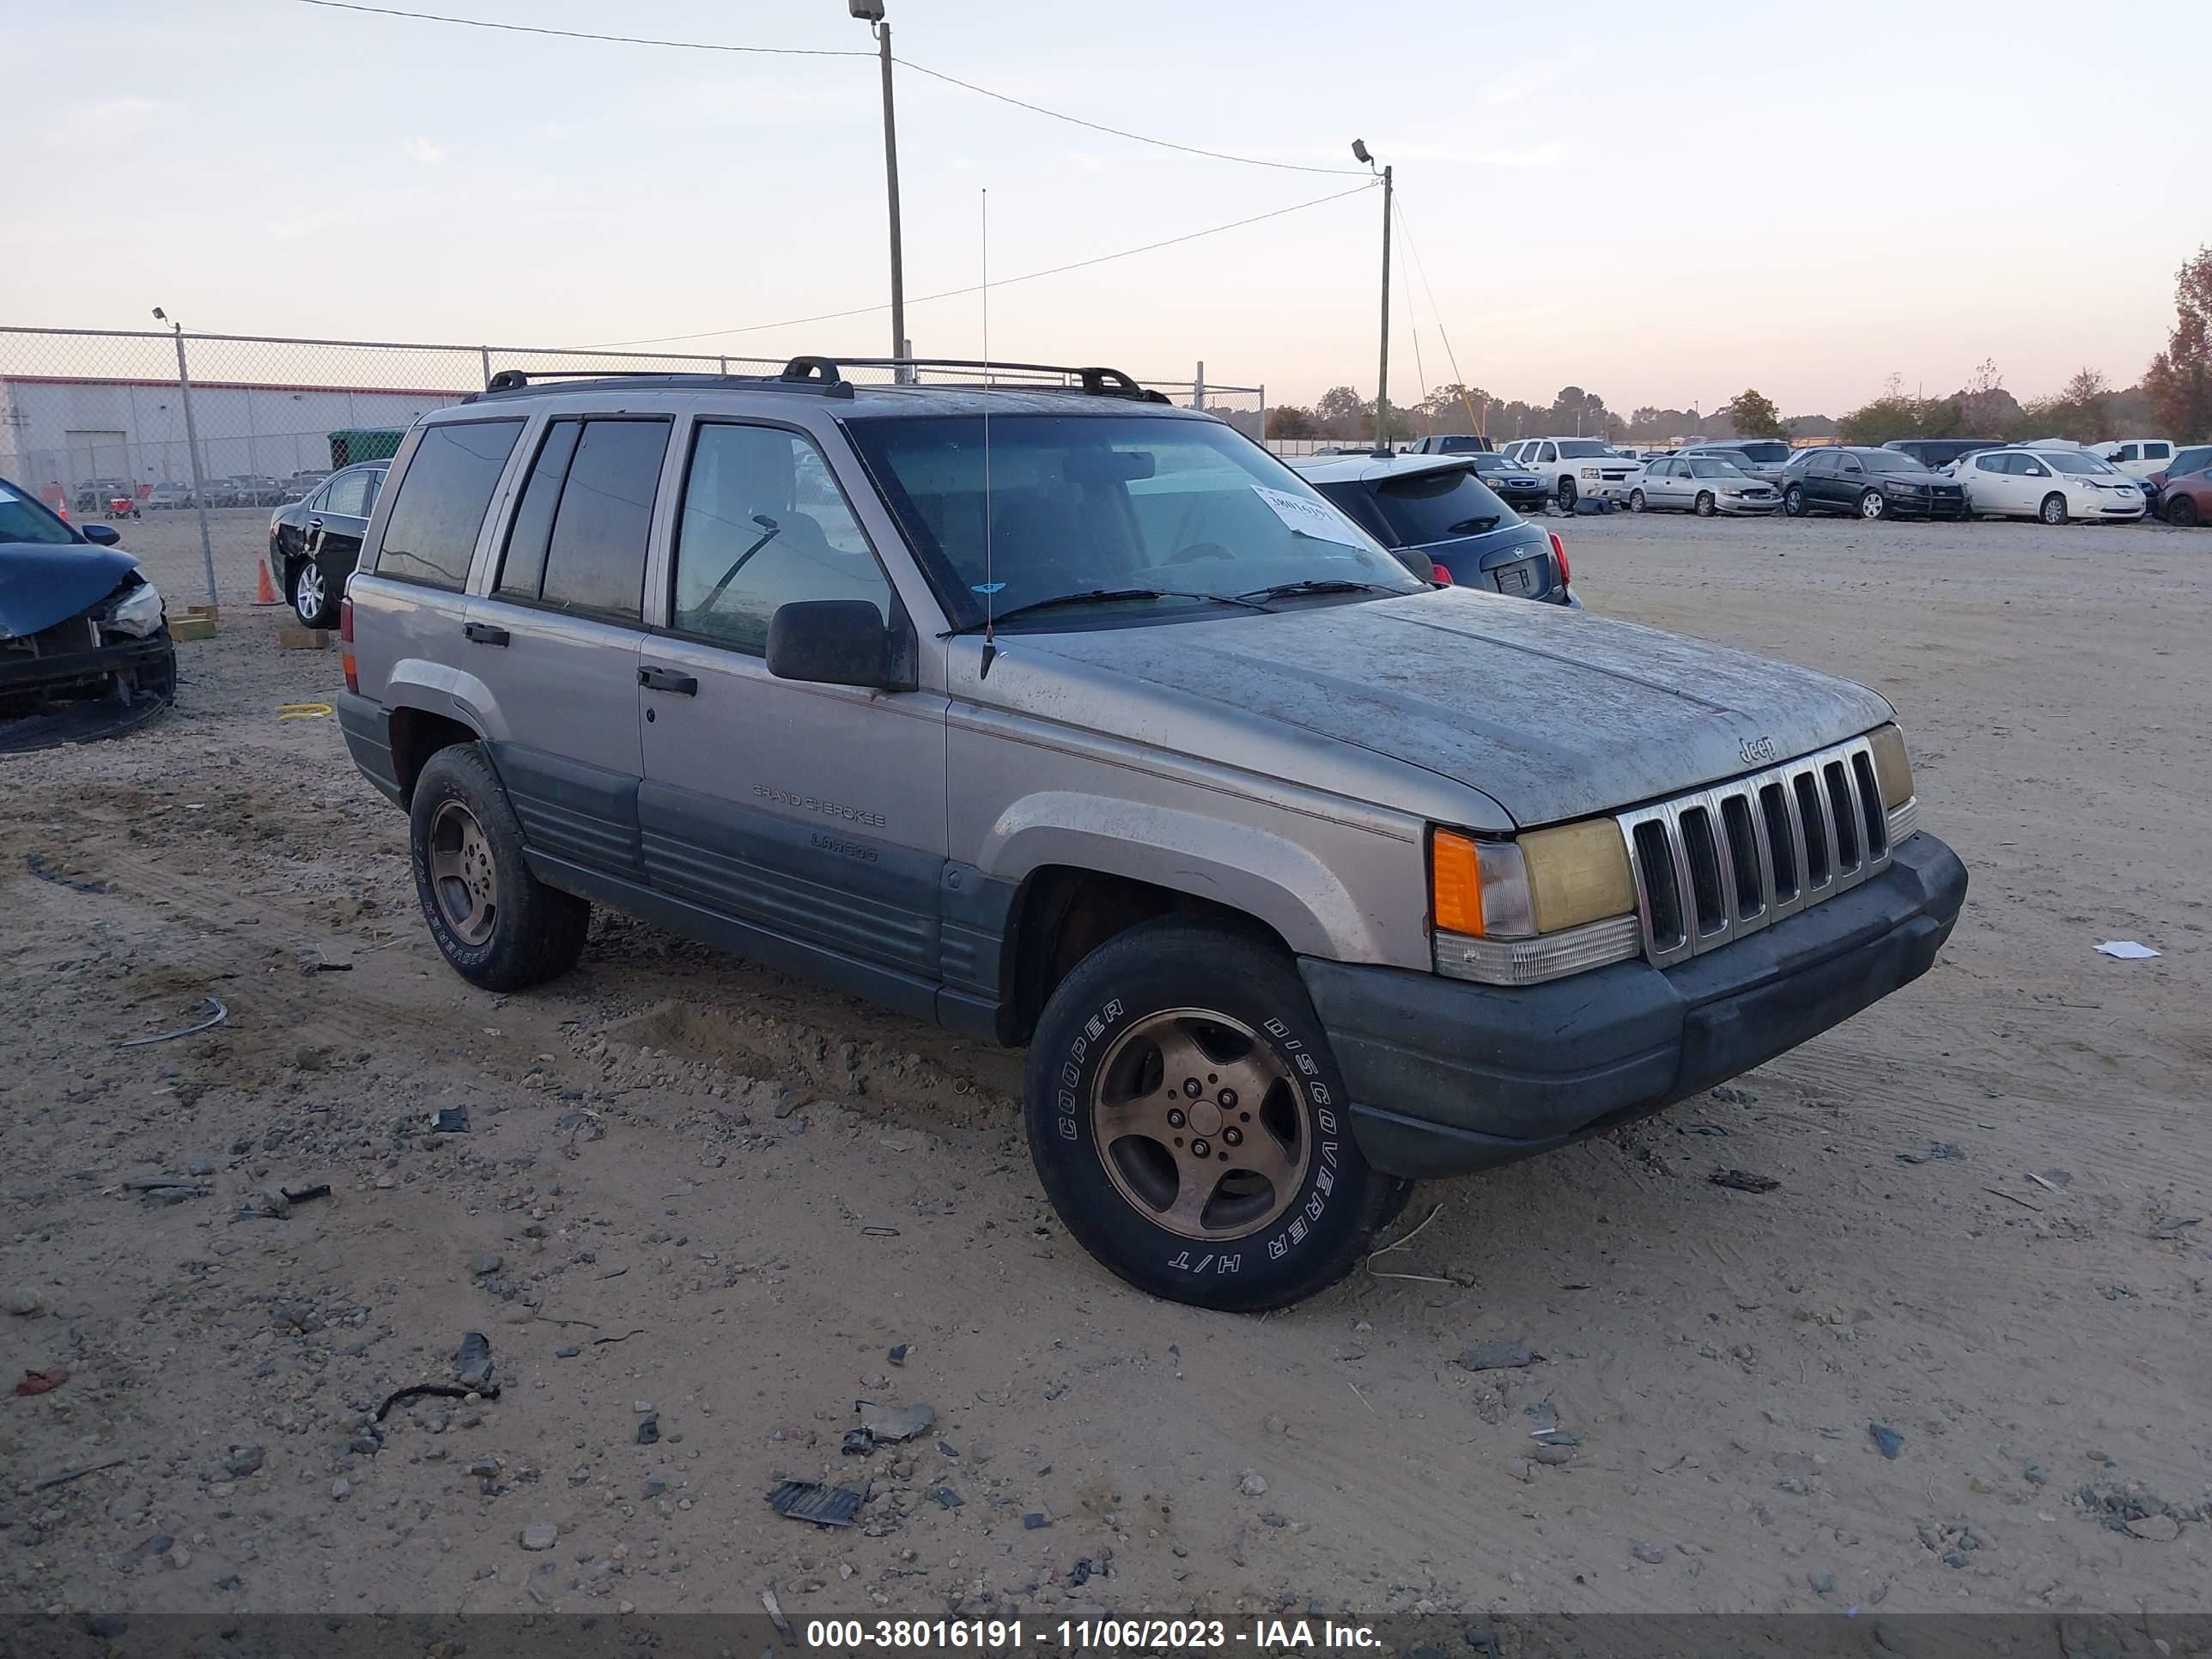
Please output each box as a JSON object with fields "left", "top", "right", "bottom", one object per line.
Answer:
{"left": 1534, "top": 442, "right": 1558, "bottom": 463}
{"left": 843, "top": 413, "right": 1418, "bottom": 630}
{"left": 0, "top": 481, "right": 77, "bottom": 545}
{"left": 1733, "top": 442, "right": 1791, "bottom": 464}
{"left": 374, "top": 419, "right": 525, "bottom": 589}
{"left": 672, "top": 423, "right": 890, "bottom": 655}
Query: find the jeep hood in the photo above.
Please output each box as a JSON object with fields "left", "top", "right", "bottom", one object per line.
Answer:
{"left": 1019, "top": 589, "right": 1894, "bottom": 827}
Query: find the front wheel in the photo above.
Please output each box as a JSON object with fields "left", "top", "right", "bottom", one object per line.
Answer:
{"left": 2040, "top": 492, "right": 2069, "bottom": 526}
{"left": 409, "top": 744, "right": 590, "bottom": 992}
{"left": 1858, "top": 489, "right": 1887, "bottom": 520}
{"left": 1694, "top": 491, "right": 1717, "bottom": 518}
{"left": 1555, "top": 477, "right": 1578, "bottom": 513}
{"left": 1784, "top": 484, "right": 1806, "bottom": 517}
{"left": 2168, "top": 495, "right": 2200, "bottom": 527}
{"left": 1628, "top": 489, "right": 1646, "bottom": 513}
{"left": 291, "top": 556, "right": 339, "bottom": 629}
{"left": 1024, "top": 919, "right": 1391, "bottom": 1311}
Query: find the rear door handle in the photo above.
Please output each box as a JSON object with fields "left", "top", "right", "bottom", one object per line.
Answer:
{"left": 463, "top": 621, "right": 509, "bottom": 647}
{"left": 638, "top": 665, "right": 698, "bottom": 696}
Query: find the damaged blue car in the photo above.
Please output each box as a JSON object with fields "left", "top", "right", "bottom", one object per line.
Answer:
{"left": 1, "top": 475, "right": 176, "bottom": 753}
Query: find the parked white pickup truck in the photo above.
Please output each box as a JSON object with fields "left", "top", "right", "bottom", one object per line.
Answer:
{"left": 1498, "top": 437, "right": 1642, "bottom": 509}
{"left": 2094, "top": 438, "right": 2180, "bottom": 480}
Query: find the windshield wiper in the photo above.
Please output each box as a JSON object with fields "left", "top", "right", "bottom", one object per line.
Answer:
{"left": 945, "top": 586, "right": 1266, "bottom": 635}
{"left": 1232, "top": 578, "right": 1390, "bottom": 604}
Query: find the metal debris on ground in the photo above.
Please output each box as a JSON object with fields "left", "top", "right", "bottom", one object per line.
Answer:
{"left": 30, "top": 1456, "right": 132, "bottom": 1492}
{"left": 887, "top": 1343, "right": 908, "bottom": 1365}
{"left": 453, "top": 1332, "right": 494, "bottom": 1391}
{"left": 1680, "top": 1124, "right": 1730, "bottom": 1137}
{"left": 1711, "top": 1168, "right": 1780, "bottom": 1194}
{"left": 1897, "top": 1143, "right": 1964, "bottom": 1164}
{"left": 860, "top": 1224, "right": 902, "bottom": 1237}
{"left": 768, "top": 1480, "right": 865, "bottom": 1527}
{"left": 280, "top": 1184, "right": 331, "bottom": 1205}
{"left": 856, "top": 1399, "right": 935, "bottom": 1442}
{"left": 842, "top": 1429, "right": 876, "bottom": 1456}
{"left": 433, "top": 1108, "right": 471, "bottom": 1133}
{"left": 114, "top": 996, "right": 228, "bottom": 1048}
{"left": 2094, "top": 940, "right": 2160, "bottom": 960}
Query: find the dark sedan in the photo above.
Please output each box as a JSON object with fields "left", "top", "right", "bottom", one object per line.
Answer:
{"left": 1781, "top": 446, "right": 1967, "bottom": 520}
{"left": 1453, "top": 450, "right": 1552, "bottom": 512}
{"left": 1289, "top": 453, "right": 1577, "bottom": 605}
{"left": 267, "top": 459, "right": 386, "bottom": 628}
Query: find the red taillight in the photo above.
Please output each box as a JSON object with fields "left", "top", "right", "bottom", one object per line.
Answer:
{"left": 1431, "top": 564, "right": 1454, "bottom": 586}
{"left": 340, "top": 598, "right": 358, "bottom": 695}
{"left": 1547, "top": 530, "right": 1571, "bottom": 588}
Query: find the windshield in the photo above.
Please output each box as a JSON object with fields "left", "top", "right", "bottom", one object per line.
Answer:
{"left": 1428, "top": 434, "right": 1488, "bottom": 453}
{"left": 843, "top": 413, "right": 1421, "bottom": 628}
{"left": 1465, "top": 453, "right": 1514, "bottom": 471}
{"left": 0, "top": 482, "right": 80, "bottom": 546}
{"left": 1366, "top": 466, "right": 1517, "bottom": 544}
{"left": 1729, "top": 442, "right": 1790, "bottom": 464}
{"left": 1555, "top": 440, "right": 1613, "bottom": 459}
{"left": 2044, "top": 451, "right": 2117, "bottom": 475}
{"left": 1688, "top": 459, "right": 1748, "bottom": 479}
{"left": 1861, "top": 452, "right": 1931, "bottom": 474}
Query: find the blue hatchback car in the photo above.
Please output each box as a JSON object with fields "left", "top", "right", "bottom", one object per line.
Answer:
{"left": 1291, "top": 453, "right": 1577, "bottom": 605}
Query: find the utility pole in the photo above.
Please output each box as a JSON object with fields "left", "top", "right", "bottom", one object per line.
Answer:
{"left": 155, "top": 308, "right": 218, "bottom": 608}
{"left": 854, "top": 2, "right": 907, "bottom": 378}
{"left": 1374, "top": 165, "right": 1392, "bottom": 452}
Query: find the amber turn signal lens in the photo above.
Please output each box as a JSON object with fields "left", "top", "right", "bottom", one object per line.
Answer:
{"left": 1431, "top": 829, "right": 1484, "bottom": 937}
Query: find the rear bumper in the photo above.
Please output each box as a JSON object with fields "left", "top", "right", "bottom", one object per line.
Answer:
{"left": 1300, "top": 832, "right": 1967, "bottom": 1180}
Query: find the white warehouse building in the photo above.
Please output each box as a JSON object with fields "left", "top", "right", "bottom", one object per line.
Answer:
{"left": 0, "top": 374, "right": 467, "bottom": 496}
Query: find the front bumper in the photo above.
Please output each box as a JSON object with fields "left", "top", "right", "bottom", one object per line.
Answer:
{"left": 1300, "top": 831, "right": 1967, "bottom": 1180}
{"left": 1717, "top": 495, "right": 1783, "bottom": 515}
{"left": 0, "top": 630, "right": 177, "bottom": 754}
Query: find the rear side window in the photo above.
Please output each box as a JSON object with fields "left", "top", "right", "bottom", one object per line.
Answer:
{"left": 1367, "top": 468, "right": 1514, "bottom": 544}
{"left": 2142, "top": 443, "right": 2170, "bottom": 460}
{"left": 536, "top": 419, "right": 670, "bottom": 620}
{"left": 323, "top": 467, "right": 374, "bottom": 518}
{"left": 374, "top": 420, "right": 524, "bottom": 589}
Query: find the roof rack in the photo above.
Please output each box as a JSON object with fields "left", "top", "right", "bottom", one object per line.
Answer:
{"left": 829, "top": 357, "right": 1172, "bottom": 404}
{"left": 471, "top": 367, "right": 854, "bottom": 401}
{"left": 468, "top": 356, "right": 1170, "bottom": 404}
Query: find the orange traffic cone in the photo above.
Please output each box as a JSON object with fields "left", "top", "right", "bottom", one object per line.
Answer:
{"left": 255, "top": 561, "right": 280, "bottom": 606}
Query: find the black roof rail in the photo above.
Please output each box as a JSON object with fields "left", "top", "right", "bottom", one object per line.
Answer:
{"left": 800, "top": 356, "right": 1173, "bottom": 404}
{"left": 469, "top": 367, "right": 853, "bottom": 402}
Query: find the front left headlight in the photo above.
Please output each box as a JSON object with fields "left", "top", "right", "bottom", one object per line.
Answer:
{"left": 1580, "top": 466, "right": 1602, "bottom": 478}
{"left": 1430, "top": 821, "right": 1643, "bottom": 985}
{"left": 106, "top": 580, "right": 166, "bottom": 639}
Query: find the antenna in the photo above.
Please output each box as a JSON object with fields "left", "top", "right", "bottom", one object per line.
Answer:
{"left": 979, "top": 186, "right": 997, "bottom": 679}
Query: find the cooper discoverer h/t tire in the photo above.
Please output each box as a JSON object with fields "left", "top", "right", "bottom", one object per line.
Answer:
{"left": 1024, "top": 919, "right": 1391, "bottom": 1311}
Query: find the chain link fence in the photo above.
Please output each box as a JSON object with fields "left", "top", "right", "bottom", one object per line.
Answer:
{"left": 0, "top": 326, "right": 1262, "bottom": 610}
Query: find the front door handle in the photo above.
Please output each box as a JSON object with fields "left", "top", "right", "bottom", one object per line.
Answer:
{"left": 638, "top": 665, "right": 699, "bottom": 696}
{"left": 462, "top": 621, "right": 509, "bottom": 647}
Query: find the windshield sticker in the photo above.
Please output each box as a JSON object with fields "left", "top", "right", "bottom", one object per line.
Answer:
{"left": 0, "top": 487, "right": 18, "bottom": 504}
{"left": 971, "top": 581, "right": 1006, "bottom": 595}
{"left": 1251, "top": 484, "right": 1361, "bottom": 547}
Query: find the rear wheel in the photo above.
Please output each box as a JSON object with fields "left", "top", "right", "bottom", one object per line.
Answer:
{"left": 409, "top": 744, "right": 590, "bottom": 992}
{"left": 1555, "top": 477, "right": 1578, "bottom": 513}
{"left": 1024, "top": 919, "right": 1390, "bottom": 1311}
{"left": 1694, "top": 491, "right": 1717, "bottom": 518}
{"left": 2039, "top": 492, "right": 2068, "bottom": 526}
{"left": 1783, "top": 484, "right": 1806, "bottom": 517}
{"left": 1858, "top": 489, "right": 1887, "bottom": 520}
{"left": 2168, "top": 495, "right": 2200, "bottom": 527}
{"left": 291, "top": 557, "right": 338, "bottom": 629}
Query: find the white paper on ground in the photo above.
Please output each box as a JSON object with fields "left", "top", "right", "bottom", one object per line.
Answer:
{"left": 1251, "top": 484, "right": 1363, "bottom": 547}
{"left": 2094, "top": 940, "right": 2160, "bottom": 960}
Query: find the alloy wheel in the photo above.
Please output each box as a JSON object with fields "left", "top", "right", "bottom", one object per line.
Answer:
{"left": 1087, "top": 1008, "right": 1310, "bottom": 1242}
{"left": 426, "top": 800, "right": 499, "bottom": 947}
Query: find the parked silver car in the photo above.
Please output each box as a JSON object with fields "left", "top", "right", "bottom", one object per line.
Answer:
{"left": 1628, "top": 455, "right": 1783, "bottom": 516}
{"left": 1678, "top": 441, "right": 1795, "bottom": 487}
{"left": 337, "top": 357, "right": 1966, "bottom": 1311}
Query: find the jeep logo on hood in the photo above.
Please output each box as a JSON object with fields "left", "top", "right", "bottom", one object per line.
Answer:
{"left": 1740, "top": 734, "right": 1779, "bottom": 767}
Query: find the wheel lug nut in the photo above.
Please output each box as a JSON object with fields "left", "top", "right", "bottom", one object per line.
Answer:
{"left": 1167, "top": 1109, "right": 1186, "bottom": 1129}
{"left": 1223, "top": 1126, "right": 1243, "bottom": 1146}
{"left": 1182, "top": 1079, "right": 1202, "bottom": 1098}
{"left": 1190, "top": 1139, "right": 1211, "bottom": 1158}
{"left": 1217, "top": 1087, "right": 1237, "bottom": 1109}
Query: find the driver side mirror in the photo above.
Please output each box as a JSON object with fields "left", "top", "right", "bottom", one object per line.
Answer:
{"left": 82, "top": 523, "right": 121, "bottom": 545}
{"left": 766, "top": 600, "right": 914, "bottom": 691}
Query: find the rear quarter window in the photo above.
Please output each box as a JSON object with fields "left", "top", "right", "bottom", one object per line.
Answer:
{"left": 373, "top": 420, "right": 525, "bottom": 589}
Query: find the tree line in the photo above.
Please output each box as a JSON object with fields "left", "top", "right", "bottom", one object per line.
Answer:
{"left": 1268, "top": 246, "right": 2212, "bottom": 448}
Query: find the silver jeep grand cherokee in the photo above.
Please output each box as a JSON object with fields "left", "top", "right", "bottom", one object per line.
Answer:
{"left": 336, "top": 356, "right": 1966, "bottom": 1311}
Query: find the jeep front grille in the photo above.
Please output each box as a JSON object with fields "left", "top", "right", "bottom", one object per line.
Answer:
{"left": 1616, "top": 734, "right": 1897, "bottom": 967}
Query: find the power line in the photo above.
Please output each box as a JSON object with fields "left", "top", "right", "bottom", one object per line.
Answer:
{"left": 1392, "top": 193, "right": 1485, "bottom": 436}
{"left": 587, "top": 180, "right": 1377, "bottom": 349}
{"left": 290, "top": 0, "right": 873, "bottom": 57}
{"left": 287, "top": 0, "right": 1365, "bottom": 175}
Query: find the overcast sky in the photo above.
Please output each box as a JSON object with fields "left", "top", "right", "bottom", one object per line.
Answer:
{"left": 6, "top": 0, "right": 2204, "bottom": 415}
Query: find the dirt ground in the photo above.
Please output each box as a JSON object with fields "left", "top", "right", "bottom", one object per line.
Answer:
{"left": 2, "top": 511, "right": 2207, "bottom": 1625}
